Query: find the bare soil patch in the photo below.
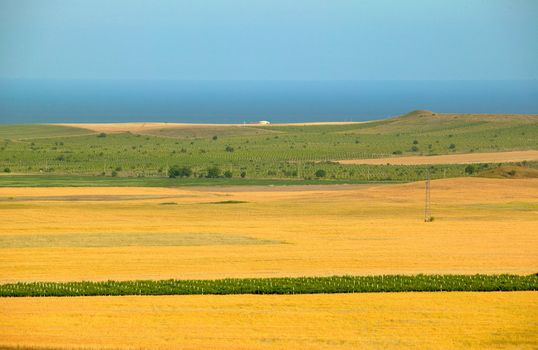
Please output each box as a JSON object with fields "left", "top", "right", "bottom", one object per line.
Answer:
{"left": 57, "top": 121, "right": 367, "bottom": 134}
{"left": 338, "top": 150, "right": 538, "bottom": 165}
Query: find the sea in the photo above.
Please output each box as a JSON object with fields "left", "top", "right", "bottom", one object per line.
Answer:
{"left": 0, "top": 79, "right": 536, "bottom": 124}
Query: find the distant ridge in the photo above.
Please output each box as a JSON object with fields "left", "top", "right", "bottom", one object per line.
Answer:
{"left": 393, "top": 110, "right": 538, "bottom": 123}
{"left": 349, "top": 110, "right": 538, "bottom": 135}
{"left": 1, "top": 110, "right": 537, "bottom": 142}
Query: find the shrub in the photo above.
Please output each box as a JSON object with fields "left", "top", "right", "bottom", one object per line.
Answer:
{"left": 97, "top": 133, "right": 107, "bottom": 138}
{"left": 449, "top": 143, "right": 456, "bottom": 149}
{"left": 206, "top": 166, "right": 221, "bottom": 178}
{"left": 223, "top": 170, "right": 233, "bottom": 178}
{"left": 283, "top": 170, "right": 297, "bottom": 177}
{"left": 212, "top": 135, "right": 218, "bottom": 140}
{"left": 315, "top": 169, "right": 327, "bottom": 178}
{"left": 392, "top": 150, "right": 402, "bottom": 155}
{"left": 225, "top": 145, "right": 234, "bottom": 152}
{"left": 3, "top": 167, "right": 10, "bottom": 173}
{"left": 464, "top": 165, "right": 475, "bottom": 175}
{"left": 111, "top": 170, "right": 118, "bottom": 177}
{"left": 413, "top": 140, "right": 419, "bottom": 144}
{"left": 240, "top": 171, "right": 247, "bottom": 178}
{"left": 168, "top": 165, "right": 192, "bottom": 178}
{"left": 411, "top": 146, "right": 419, "bottom": 152}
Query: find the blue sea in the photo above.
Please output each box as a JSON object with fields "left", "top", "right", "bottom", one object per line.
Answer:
{"left": 0, "top": 80, "right": 536, "bottom": 124}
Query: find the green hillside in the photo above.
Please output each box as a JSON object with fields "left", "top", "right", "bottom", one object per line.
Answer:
{"left": 0, "top": 111, "right": 536, "bottom": 183}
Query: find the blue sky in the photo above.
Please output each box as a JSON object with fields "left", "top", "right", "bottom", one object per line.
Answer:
{"left": 0, "top": 0, "right": 536, "bottom": 80}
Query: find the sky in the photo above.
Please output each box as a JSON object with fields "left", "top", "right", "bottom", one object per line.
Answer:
{"left": 0, "top": 0, "right": 537, "bottom": 81}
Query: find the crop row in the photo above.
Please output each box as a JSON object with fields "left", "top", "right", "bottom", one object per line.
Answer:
{"left": 0, "top": 159, "right": 481, "bottom": 181}
{"left": 1, "top": 274, "right": 536, "bottom": 297}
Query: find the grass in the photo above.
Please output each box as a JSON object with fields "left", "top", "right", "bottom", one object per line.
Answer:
{"left": 1, "top": 111, "right": 536, "bottom": 181}
{"left": 478, "top": 164, "right": 538, "bottom": 178}
{"left": 0, "top": 124, "right": 94, "bottom": 140}
{"left": 1, "top": 274, "right": 536, "bottom": 297}
{"left": 141, "top": 124, "right": 278, "bottom": 138}
{"left": 0, "top": 175, "right": 396, "bottom": 187}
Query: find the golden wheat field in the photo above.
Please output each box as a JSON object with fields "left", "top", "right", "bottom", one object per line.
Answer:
{"left": 0, "top": 178, "right": 537, "bottom": 283}
{"left": 1, "top": 292, "right": 537, "bottom": 350}
{"left": 1, "top": 178, "right": 537, "bottom": 349}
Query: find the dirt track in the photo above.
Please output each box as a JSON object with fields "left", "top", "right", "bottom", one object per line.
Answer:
{"left": 58, "top": 122, "right": 215, "bottom": 133}
{"left": 338, "top": 150, "right": 538, "bottom": 165}
{"left": 57, "top": 121, "right": 366, "bottom": 133}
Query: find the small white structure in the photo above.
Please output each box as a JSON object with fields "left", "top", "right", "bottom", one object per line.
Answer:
{"left": 258, "top": 120, "right": 271, "bottom": 125}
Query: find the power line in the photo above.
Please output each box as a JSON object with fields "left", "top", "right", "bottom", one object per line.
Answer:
{"left": 424, "top": 170, "right": 432, "bottom": 222}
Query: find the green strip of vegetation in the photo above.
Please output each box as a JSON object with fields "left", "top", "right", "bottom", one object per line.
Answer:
{"left": 0, "top": 175, "right": 396, "bottom": 187}
{"left": 1, "top": 274, "right": 536, "bottom": 297}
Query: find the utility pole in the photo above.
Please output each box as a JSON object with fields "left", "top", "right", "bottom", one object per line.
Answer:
{"left": 424, "top": 170, "right": 432, "bottom": 222}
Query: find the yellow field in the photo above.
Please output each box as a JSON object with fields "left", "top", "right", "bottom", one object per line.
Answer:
{"left": 0, "top": 178, "right": 537, "bottom": 282}
{"left": 1, "top": 178, "right": 537, "bottom": 349}
{"left": 1, "top": 292, "right": 536, "bottom": 350}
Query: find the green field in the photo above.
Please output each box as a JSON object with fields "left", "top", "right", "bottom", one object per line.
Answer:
{"left": 1, "top": 111, "right": 537, "bottom": 182}
{"left": 1, "top": 274, "right": 536, "bottom": 297}
{"left": 0, "top": 175, "right": 391, "bottom": 187}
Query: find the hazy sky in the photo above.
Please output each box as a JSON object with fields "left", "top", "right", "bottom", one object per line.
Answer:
{"left": 1, "top": 0, "right": 537, "bottom": 80}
